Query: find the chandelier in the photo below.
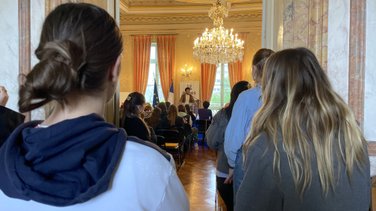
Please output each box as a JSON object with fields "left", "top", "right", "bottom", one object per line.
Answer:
{"left": 193, "top": 0, "right": 244, "bottom": 64}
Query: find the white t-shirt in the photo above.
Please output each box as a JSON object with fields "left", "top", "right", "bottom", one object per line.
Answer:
{"left": 0, "top": 141, "right": 189, "bottom": 211}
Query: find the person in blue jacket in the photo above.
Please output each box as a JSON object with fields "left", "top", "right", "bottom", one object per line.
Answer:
{"left": 224, "top": 48, "right": 274, "bottom": 199}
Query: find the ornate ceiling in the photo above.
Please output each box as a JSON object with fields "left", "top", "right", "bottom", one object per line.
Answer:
{"left": 120, "top": 0, "right": 262, "bottom": 34}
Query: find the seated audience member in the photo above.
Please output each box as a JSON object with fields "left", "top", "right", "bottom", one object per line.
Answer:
{"left": 235, "top": 48, "right": 370, "bottom": 211}
{"left": 0, "top": 86, "right": 25, "bottom": 146}
{"left": 156, "top": 102, "right": 169, "bottom": 129}
{"left": 143, "top": 102, "right": 153, "bottom": 119}
{"left": 145, "top": 106, "right": 162, "bottom": 130}
{"left": 198, "top": 101, "right": 212, "bottom": 120}
{"left": 0, "top": 3, "right": 188, "bottom": 210}
{"left": 165, "top": 101, "right": 171, "bottom": 111}
{"left": 177, "top": 104, "right": 190, "bottom": 125}
{"left": 184, "top": 104, "right": 196, "bottom": 124}
{"left": 206, "top": 81, "right": 250, "bottom": 211}
{"left": 167, "top": 105, "right": 184, "bottom": 129}
{"left": 122, "top": 92, "right": 153, "bottom": 142}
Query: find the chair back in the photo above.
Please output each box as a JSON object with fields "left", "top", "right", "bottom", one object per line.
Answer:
{"left": 195, "top": 119, "right": 211, "bottom": 132}
{"left": 156, "top": 129, "right": 181, "bottom": 143}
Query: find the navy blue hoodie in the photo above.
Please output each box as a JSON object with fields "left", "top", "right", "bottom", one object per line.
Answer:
{"left": 0, "top": 114, "right": 125, "bottom": 206}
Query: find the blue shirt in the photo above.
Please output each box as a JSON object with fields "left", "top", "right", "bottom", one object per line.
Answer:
{"left": 224, "top": 85, "right": 262, "bottom": 167}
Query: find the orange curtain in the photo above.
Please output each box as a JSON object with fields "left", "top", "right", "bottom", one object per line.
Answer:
{"left": 133, "top": 35, "right": 152, "bottom": 94}
{"left": 201, "top": 63, "right": 217, "bottom": 102}
{"left": 157, "top": 35, "right": 176, "bottom": 99}
{"left": 228, "top": 33, "right": 248, "bottom": 87}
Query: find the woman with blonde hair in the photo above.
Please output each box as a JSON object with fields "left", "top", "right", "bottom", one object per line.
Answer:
{"left": 236, "top": 47, "right": 370, "bottom": 211}
{"left": 167, "top": 104, "right": 184, "bottom": 128}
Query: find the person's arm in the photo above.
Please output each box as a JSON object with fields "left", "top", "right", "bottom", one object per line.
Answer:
{"left": 224, "top": 92, "right": 252, "bottom": 168}
{"left": 206, "top": 111, "right": 221, "bottom": 150}
{"left": 235, "top": 136, "right": 283, "bottom": 210}
{"left": 0, "top": 86, "right": 9, "bottom": 107}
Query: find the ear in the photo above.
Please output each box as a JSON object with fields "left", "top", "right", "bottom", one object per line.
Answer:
{"left": 108, "top": 55, "right": 122, "bottom": 83}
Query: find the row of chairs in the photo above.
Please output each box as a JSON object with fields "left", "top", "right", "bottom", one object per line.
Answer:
{"left": 155, "top": 119, "right": 211, "bottom": 168}
{"left": 156, "top": 128, "right": 186, "bottom": 168}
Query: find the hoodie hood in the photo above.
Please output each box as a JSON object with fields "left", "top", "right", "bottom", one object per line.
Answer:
{"left": 0, "top": 114, "right": 126, "bottom": 206}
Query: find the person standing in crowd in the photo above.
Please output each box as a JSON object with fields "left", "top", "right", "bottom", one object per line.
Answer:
{"left": 198, "top": 101, "right": 213, "bottom": 120}
{"left": 224, "top": 48, "right": 275, "bottom": 199}
{"left": 207, "top": 81, "right": 250, "bottom": 211}
{"left": 121, "top": 92, "right": 152, "bottom": 142}
{"left": 0, "top": 86, "right": 25, "bottom": 146}
{"left": 236, "top": 47, "right": 370, "bottom": 211}
{"left": 0, "top": 3, "right": 188, "bottom": 210}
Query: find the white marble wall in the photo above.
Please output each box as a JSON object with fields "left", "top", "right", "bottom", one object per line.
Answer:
{"left": 30, "top": 0, "right": 46, "bottom": 120}
{"left": 364, "top": 0, "right": 376, "bottom": 140}
{"left": 327, "top": 0, "right": 350, "bottom": 102}
{"left": 0, "top": 0, "right": 19, "bottom": 112}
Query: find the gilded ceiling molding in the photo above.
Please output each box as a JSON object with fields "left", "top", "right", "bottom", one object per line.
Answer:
{"left": 120, "top": 22, "right": 262, "bottom": 35}
{"left": 121, "top": 12, "right": 262, "bottom": 25}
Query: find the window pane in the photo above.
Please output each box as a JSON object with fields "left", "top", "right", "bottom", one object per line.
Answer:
{"left": 144, "top": 43, "right": 165, "bottom": 104}
{"left": 150, "top": 45, "right": 156, "bottom": 60}
{"left": 210, "top": 63, "right": 231, "bottom": 112}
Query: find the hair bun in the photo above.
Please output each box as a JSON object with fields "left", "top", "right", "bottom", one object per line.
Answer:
{"left": 38, "top": 40, "right": 85, "bottom": 72}
{"left": 18, "top": 40, "right": 86, "bottom": 112}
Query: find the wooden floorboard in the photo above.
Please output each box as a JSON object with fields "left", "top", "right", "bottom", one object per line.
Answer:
{"left": 177, "top": 145, "right": 225, "bottom": 211}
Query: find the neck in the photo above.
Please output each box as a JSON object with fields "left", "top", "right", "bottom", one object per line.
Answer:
{"left": 42, "top": 93, "right": 107, "bottom": 126}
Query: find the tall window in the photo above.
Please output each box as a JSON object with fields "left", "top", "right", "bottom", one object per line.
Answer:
{"left": 210, "top": 63, "right": 231, "bottom": 112}
{"left": 145, "top": 43, "right": 164, "bottom": 103}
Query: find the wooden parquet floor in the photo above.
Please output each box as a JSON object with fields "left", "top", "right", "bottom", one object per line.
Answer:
{"left": 177, "top": 146, "right": 220, "bottom": 211}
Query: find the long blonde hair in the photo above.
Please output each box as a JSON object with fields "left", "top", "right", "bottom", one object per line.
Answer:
{"left": 243, "top": 47, "right": 367, "bottom": 196}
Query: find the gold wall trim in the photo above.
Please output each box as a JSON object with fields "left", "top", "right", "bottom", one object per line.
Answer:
{"left": 121, "top": 12, "right": 262, "bottom": 25}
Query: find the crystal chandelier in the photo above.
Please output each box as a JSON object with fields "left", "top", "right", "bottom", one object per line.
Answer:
{"left": 193, "top": 0, "right": 244, "bottom": 64}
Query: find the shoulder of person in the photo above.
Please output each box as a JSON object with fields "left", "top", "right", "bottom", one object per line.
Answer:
{"left": 125, "top": 134, "right": 171, "bottom": 162}
{"left": 245, "top": 132, "right": 276, "bottom": 158}
{"left": 213, "top": 109, "right": 227, "bottom": 121}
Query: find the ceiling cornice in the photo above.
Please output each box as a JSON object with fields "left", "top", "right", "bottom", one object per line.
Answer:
{"left": 120, "top": 0, "right": 129, "bottom": 13}
{"left": 120, "top": 2, "right": 262, "bottom": 15}
{"left": 121, "top": 11, "right": 261, "bottom": 26}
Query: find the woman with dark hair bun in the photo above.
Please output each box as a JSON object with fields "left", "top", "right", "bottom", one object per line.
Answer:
{"left": 121, "top": 92, "right": 152, "bottom": 141}
{"left": 0, "top": 3, "right": 188, "bottom": 210}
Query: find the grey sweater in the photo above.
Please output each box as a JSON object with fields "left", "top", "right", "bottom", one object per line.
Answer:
{"left": 206, "top": 109, "right": 230, "bottom": 175}
{"left": 235, "top": 133, "right": 371, "bottom": 211}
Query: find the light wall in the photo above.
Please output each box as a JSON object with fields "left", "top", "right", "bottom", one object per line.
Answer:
{"left": 119, "top": 30, "right": 262, "bottom": 105}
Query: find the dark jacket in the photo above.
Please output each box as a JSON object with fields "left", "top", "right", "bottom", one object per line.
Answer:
{"left": 198, "top": 108, "right": 212, "bottom": 120}
{"left": 0, "top": 114, "right": 125, "bottom": 207}
{"left": 0, "top": 106, "right": 24, "bottom": 147}
{"left": 206, "top": 109, "right": 230, "bottom": 174}
{"left": 122, "top": 116, "right": 150, "bottom": 141}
